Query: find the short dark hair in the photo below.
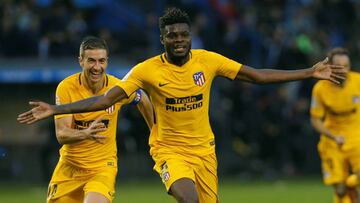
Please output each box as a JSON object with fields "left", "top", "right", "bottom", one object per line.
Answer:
{"left": 159, "top": 8, "right": 191, "bottom": 33}
{"left": 79, "top": 36, "right": 109, "bottom": 57}
{"left": 327, "top": 47, "right": 349, "bottom": 64}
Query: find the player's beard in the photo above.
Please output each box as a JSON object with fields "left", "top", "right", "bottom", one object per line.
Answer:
{"left": 166, "top": 44, "right": 191, "bottom": 64}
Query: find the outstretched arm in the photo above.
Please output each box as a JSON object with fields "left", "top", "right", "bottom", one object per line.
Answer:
{"left": 236, "top": 58, "right": 346, "bottom": 84}
{"left": 17, "top": 86, "right": 128, "bottom": 124}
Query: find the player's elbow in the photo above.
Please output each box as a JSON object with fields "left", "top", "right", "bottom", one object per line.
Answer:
{"left": 102, "top": 99, "right": 112, "bottom": 109}
{"left": 248, "top": 70, "right": 268, "bottom": 84}
{"left": 55, "top": 132, "right": 66, "bottom": 145}
{"left": 253, "top": 75, "right": 268, "bottom": 84}
{"left": 55, "top": 128, "right": 71, "bottom": 145}
{"left": 247, "top": 72, "right": 267, "bottom": 84}
{"left": 96, "top": 95, "right": 113, "bottom": 110}
{"left": 237, "top": 71, "right": 266, "bottom": 84}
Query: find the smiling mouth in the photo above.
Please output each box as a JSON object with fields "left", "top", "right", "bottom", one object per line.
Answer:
{"left": 174, "top": 46, "right": 187, "bottom": 53}
{"left": 90, "top": 71, "right": 103, "bottom": 79}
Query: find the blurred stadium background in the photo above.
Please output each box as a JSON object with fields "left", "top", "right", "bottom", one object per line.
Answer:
{"left": 1, "top": 0, "right": 359, "bottom": 202}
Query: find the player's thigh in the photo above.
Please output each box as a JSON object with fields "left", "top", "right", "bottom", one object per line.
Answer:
{"left": 47, "top": 187, "right": 83, "bottom": 203}
{"left": 318, "top": 143, "right": 348, "bottom": 185}
{"left": 153, "top": 155, "right": 196, "bottom": 192}
{"left": 84, "top": 192, "right": 110, "bottom": 203}
{"left": 194, "top": 153, "right": 219, "bottom": 203}
{"left": 347, "top": 146, "right": 360, "bottom": 173}
{"left": 47, "top": 162, "right": 85, "bottom": 202}
{"left": 84, "top": 166, "right": 117, "bottom": 202}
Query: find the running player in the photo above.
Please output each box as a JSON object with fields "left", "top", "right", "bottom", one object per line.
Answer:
{"left": 18, "top": 8, "right": 346, "bottom": 203}
{"left": 311, "top": 47, "right": 359, "bottom": 203}
{"left": 45, "top": 36, "right": 153, "bottom": 203}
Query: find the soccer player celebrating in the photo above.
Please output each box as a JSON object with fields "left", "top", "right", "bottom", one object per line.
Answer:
{"left": 19, "top": 8, "right": 346, "bottom": 203}
{"left": 43, "top": 36, "right": 153, "bottom": 203}
{"left": 311, "top": 48, "right": 359, "bottom": 203}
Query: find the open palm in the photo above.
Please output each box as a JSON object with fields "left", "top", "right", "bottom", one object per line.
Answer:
{"left": 312, "top": 58, "right": 347, "bottom": 84}
{"left": 17, "top": 101, "right": 55, "bottom": 124}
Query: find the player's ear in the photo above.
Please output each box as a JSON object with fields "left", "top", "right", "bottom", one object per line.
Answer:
{"left": 160, "top": 35, "right": 164, "bottom": 45}
{"left": 78, "top": 56, "right": 83, "bottom": 65}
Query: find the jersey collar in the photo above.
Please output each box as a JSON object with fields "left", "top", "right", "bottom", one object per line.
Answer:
{"left": 160, "top": 51, "right": 193, "bottom": 66}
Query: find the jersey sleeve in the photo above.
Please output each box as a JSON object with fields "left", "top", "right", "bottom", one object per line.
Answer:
{"left": 121, "top": 89, "right": 142, "bottom": 105}
{"left": 310, "top": 83, "right": 326, "bottom": 118}
{"left": 116, "top": 63, "right": 145, "bottom": 97}
{"left": 208, "top": 51, "right": 242, "bottom": 80}
{"left": 54, "top": 81, "right": 73, "bottom": 120}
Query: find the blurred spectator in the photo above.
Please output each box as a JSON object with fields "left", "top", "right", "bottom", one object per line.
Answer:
{"left": 1, "top": 0, "right": 359, "bottom": 66}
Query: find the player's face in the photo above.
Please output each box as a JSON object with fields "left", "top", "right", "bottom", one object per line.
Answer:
{"left": 332, "top": 54, "right": 350, "bottom": 71}
{"left": 79, "top": 49, "right": 108, "bottom": 84}
{"left": 161, "top": 23, "right": 191, "bottom": 60}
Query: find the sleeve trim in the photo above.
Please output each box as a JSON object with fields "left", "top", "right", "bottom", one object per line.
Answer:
{"left": 131, "top": 90, "right": 142, "bottom": 105}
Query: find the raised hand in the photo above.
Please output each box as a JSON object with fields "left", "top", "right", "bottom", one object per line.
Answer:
{"left": 84, "top": 116, "right": 107, "bottom": 144}
{"left": 312, "top": 57, "right": 347, "bottom": 84}
{"left": 17, "top": 101, "right": 55, "bottom": 124}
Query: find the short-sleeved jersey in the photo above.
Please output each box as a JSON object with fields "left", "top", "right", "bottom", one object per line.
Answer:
{"left": 117, "top": 49, "right": 242, "bottom": 156}
{"left": 55, "top": 73, "right": 136, "bottom": 169}
{"left": 311, "top": 71, "right": 360, "bottom": 149}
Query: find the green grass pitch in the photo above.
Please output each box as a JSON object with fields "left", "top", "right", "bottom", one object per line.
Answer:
{"left": 0, "top": 178, "right": 333, "bottom": 203}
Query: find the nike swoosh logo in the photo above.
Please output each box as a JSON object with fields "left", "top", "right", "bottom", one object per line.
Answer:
{"left": 159, "top": 83, "right": 170, "bottom": 87}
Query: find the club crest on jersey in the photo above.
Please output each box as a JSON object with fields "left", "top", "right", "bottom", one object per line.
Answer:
{"left": 163, "top": 171, "right": 170, "bottom": 182}
{"left": 105, "top": 105, "right": 115, "bottom": 114}
{"left": 193, "top": 71, "right": 205, "bottom": 86}
{"left": 160, "top": 162, "right": 170, "bottom": 182}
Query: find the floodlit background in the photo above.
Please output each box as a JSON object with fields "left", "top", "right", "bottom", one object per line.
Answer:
{"left": 1, "top": 0, "right": 359, "bottom": 202}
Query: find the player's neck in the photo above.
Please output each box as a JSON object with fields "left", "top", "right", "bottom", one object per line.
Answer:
{"left": 165, "top": 53, "right": 190, "bottom": 66}
{"left": 82, "top": 74, "right": 105, "bottom": 94}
